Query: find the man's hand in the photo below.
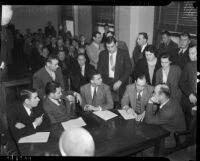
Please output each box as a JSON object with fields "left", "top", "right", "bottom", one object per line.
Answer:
{"left": 75, "top": 93, "right": 82, "bottom": 104}
{"left": 189, "top": 94, "right": 197, "bottom": 104}
{"left": 84, "top": 105, "right": 99, "bottom": 112}
{"left": 135, "top": 111, "right": 145, "bottom": 122}
{"left": 126, "top": 108, "right": 137, "bottom": 117}
{"left": 113, "top": 80, "right": 122, "bottom": 91}
{"left": 15, "top": 122, "right": 26, "bottom": 129}
{"left": 149, "top": 95, "right": 159, "bottom": 104}
{"left": 33, "top": 115, "right": 43, "bottom": 127}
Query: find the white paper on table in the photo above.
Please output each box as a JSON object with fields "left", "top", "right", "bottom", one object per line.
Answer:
{"left": 93, "top": 110, "right": 118, "bottom": 121}
{"left": 118, "top": 109, "right": 136, "bottom": 120}
{"left": 18, "top": 132, "right": 50, "bottom": 143}
{"left": 61, "top": 117, "right": 86, "bottom": 130}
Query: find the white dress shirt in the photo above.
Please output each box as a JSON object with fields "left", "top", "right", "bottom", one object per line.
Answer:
{"left": 91, "top": 85, "right": 98, "bottom": 99}
{"left": 49, "top": 98, "right": 61, "bottom": 106}
{"left": 137, "top": 90, "right": 143, "bottom": 99}
{"left": 81, "top": 65, "right": 85, "bottom": 76}
{"left": 109, "top": 51, "right": 117, "bottom": 78}
{"left": 159, "top": 99, "right": 169, "bottom": 109}
{"left": 162, "top": 68, "right": 170, "bottom": 84}
{"left": 45, "top": 66, "right": 56, "bottom": 81}
{"left": 141, "top": 43, "right": 147, "bottom": 53}
{"left": 178, "top": 47, "right": 187, "bottom": 54}
{"left": 23, "top": 105, "right": 36, "bottom": 129}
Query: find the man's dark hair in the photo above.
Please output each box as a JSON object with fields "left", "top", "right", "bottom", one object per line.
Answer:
{"left": 145, "top": 45, "right": 157, "bottom": 57}
{"left": 20, "top": 88, "right": 37, "bottom": 103}
{"left": 46, "top": 54, "right": 58, "bottom": 64}
{"left": 139, "top": 32, "right": 148, "bottom": 40}
{"left": 159, "top": 84, "right": 171, "bottom": 98}
{"left": 180, "top": 32, "right": 191, "bottom": 40}
{"left": 77, "top": 53, "right": 86, "bottom": 59}
{"left": 92, "top": 31, "right": 101, "bottom": 39}
{"left": 88, "top": 69, "right": 99, "bottom": 81}
{"left": 135, "top": 74, "right": 146, "bottom": 82}
{"left": 161, "top": 30, "right": 171, "bottom": 36}
{"left": 45, "top": 81, "right": 61, "bottom": 95}
{"left": 160, "top": 53, "right": 173, "bottom": 62}
{"left": 105, "top": 36, "right": 117, "bottom": 45}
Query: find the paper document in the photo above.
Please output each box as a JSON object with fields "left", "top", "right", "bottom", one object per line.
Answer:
{"left": 118, "top": 110, "right": 136, "bottom": 120}
{"left": 61, "top": 117, "right": 86, "bottom": 130}
{"left": 93, "top": 110, "right": 118, "bottom": 121}
{"left": 18, "top": 132, "right": 50, "bottom": 143}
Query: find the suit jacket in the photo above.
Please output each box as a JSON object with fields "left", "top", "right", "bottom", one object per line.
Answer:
{"left": 144, "top": 99, "right": 186, "bottom": 133}
{"left": 86, "top": 42, "right": 105, "bottom": 69}
{"left": 80, "top": 83, "right": 113, "bottom": 110}
{"left": 173, "top": 47, "right": 190, "bottom": 70}
{"left": 47, "top": 44, "right": 58, "bottom": 55}
{"left": 132, "top": 44, "right": 150, "bottom": 66}
{"left": 179, "top": 61, "right": 197, "bottom": 107}
{"left": 70, "top": 63, "right": 95, "bottom": 92}
{"left": 156, "top": 65, "right": 182, "bottom": 101}
{"left": 33, "top": 66, "right": 65, "bottom": 99}
{"left": 134, "top": 58, "right": 161, "bottom": 86}
{"left": 7, "top": 104, "right": 50, "bottom": 141}
{"left": 121, "top": 84, "right": 154, "bottom": 113}
{"left": 158, "top": 40, "right": 178, "bottom": 58}
{"left": 43, "top": 96, "right": 73, "bottom": 124}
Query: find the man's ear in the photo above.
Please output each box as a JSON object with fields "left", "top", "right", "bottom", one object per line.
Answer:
{"left": 24, "top": 98, "right": 30, "bottom": 105}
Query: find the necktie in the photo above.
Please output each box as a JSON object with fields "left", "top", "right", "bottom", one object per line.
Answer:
{"left": 92, "top": 87, "right": 97, "bottom": 106}
{"left": 135, "top": 91, "right": 142, "bottom": 114}
{"left": 110, "top": 54, "right": 115, "bottom": 71}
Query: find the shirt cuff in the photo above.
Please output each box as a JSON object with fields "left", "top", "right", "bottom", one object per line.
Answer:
{"left": 32, "top": 122, "right": 37, "bottom": 129}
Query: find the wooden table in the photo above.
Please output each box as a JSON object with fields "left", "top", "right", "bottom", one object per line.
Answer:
{"left": 0, "top": 64, "right": 32, "bottom": 111}
{"left": 17, "top": 109, "right": 170, "bottom": 156}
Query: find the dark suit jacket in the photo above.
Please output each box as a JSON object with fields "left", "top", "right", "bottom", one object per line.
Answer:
{"left": 173, "top": 47, "right": 190, "bottom": 70}
{"left": 156, "top": 65, "right": 182, "bottom": 101}
{"left": 121, "top": 84, "right": 154, "bottom": 114}
{"left": 158, "top": 40, "right": 178, "bottom": 58}
{"left": 80, "top": 83, "right": 113, "bottom": 110}
{"left": 43, "top": 96, "right": 73, "bottom": 124}
{"left": 70, "top": 63, "right": 95, "bottom": 92}
{"left": 7, "top": 104, "right": 50, "bottom": 141}
{"left": 47, "top": 44, "right": 58, "bottom": 55}
{"left": 144, "top": 99, "right": 186, "bottom": 133}
{"left": 98, "top": 48, "right": 132, "bottom": 100}
{"left": 134, "top": 58, "right": 161, "bottom": 86}
{"left": 132, "top": 44, "right": 150, "bottom": 66}
{"left": 33, "top": 67, "right": 65, "bottom": 99}
{"left": 179, "top": 61, "right": 197, "bottom": 107}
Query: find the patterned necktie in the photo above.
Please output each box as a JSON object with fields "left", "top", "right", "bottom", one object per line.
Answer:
{"left": 92, "top": 87, "right": 97, "bottom": 106}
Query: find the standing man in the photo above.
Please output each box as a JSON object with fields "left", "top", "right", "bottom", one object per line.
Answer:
{"left": 44, "top": 21, "right": 56, "bottom": 37}
{"left": 101, "top": 23, "right": 110, "bottom": 43}
{"left": 121, "top": 74, "right": 154, "bottom": 121}
{"left": 173, "top": 33, "right": 191, "bottom": 70}
{"left": 80, "top": 70, "right": 113, "bottom": 111}
{"left": 158, "top": 30, "right": 178, "bottom": 58}
{"left": 98, "top": 36, "right": 131, "bottom": 107}
{"left": 7, "top": 89, "right": 50, "bottom": 141}
{"left": 86, "top": 31, "right": 105, "bottom": 69}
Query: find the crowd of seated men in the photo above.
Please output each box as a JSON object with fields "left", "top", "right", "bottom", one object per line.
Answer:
{"left": 2, "top": 21, "right": 197, "bottom": 155}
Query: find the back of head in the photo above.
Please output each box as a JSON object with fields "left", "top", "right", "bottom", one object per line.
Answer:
{"left": 59, "top": 128, "right": 95, "bottom": 156}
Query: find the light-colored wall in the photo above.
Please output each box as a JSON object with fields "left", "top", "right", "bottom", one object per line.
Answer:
{"left": 11, "top": 5, "right": 59, "bottom": 35}
{"left": 77, "top": 6, "right": 92, "bottom": 43}
{"left": 115, "top": 6, "right": 155, "bottom": 58}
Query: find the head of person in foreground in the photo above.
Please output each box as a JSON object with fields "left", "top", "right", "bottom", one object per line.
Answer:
{"left": 59, "top": 127, "right": 95, "bottom": 156}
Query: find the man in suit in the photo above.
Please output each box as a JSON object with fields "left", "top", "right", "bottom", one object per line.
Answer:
{"left": 144, "top": 84, "right": 186, "bottom": 148}
{"left": 33, "top": 54, "right": 65, "bottom": 99}
{"left": 48, "top": 36, "right": 58, "bottom": 55}
{"left": 44, "top": 21, "right": 56, "bottom": 37}
{"left": 132, "top": 32, "right": 149, "bottom": 66}
{"left": 179, "top": 44, "right": 197, "bottom": 129}
{"left": 43, "top": 81, "right": 79, "bottom": 124}
{"left": 121, "top": 74, "right": 154, "bottom": 122}
{"left": 70, "top": 53, "right": 95, "bottom": 92}
{"left": 86, "top": 31, "right": 105, "bottom": 69}
{"left": 80, "top": 70, "right": 113, "bottom": 111}
{"left": 59, "top": 127, "right": 95, "bottom": 156}
{"left": 101, "top": 23, "right": 110, "bottom": 44}
{"left": 173, "top": 33, "right": 191, "bottom": 70}
{"left": 158, "top": 30, "right": 178, "bottom": 58}
{"left": 98, "top": 36, "right": 132, "bottom": 107}
{"left": 7, "top": 88, "right": 50, "bottom": 141}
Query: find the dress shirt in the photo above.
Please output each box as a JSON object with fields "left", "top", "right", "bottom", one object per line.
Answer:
{"left": 159, "top": 99, "right": 169, "bottom": 109}
{"left": 109, "top": 50, "right": 117, "bottom": 78}
{"left": 179, "top": 47, "right": 188, "bottom": 54}
{"left": 137, "top": 90, "right": 143, "bottom": 99}
{"left": 23, "top": 105, "right": 36, "bottom": 129}
{"left": 91, "top": 85, "right": 98, "bottom": 99}
{"left": 80, "top": 65, "right": 85, "bottom": 76}
{"left": 162, "top": 67, "right": 170, "bottom": 83}
{"left": 49, "top": 98, "right": 62, "bottom": 106}
{"left": 141, "top": 43, "right": 147, "bottom": 53}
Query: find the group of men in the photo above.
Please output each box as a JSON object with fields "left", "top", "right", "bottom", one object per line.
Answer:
{"left": 6, "top": 26, "right": 197, "bottom": 155}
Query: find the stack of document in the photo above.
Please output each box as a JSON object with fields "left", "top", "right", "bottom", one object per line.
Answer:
{"left": 93, "top": 110, "right": 118, "bottom": 121}
{"left": 118, "top": 109, "right": 136, "bottom": 120}
{"left": 61, "top": 117, "right": 86, "bottom": 130}
{"left": 18, "top": 132, "right": 50, "bottom": 143}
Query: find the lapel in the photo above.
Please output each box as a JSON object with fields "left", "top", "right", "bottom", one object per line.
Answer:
{"left": 131, "top": 85, "right": 137, "bottom": 109}
{"left": 43, "top": 67, "right": 54, "bottom": 82}
{"left": 114, "top": 49, "right": 121, "bottom": 78}
{"left": 141, "top": 87, "right": 148, "bottom": 107}
{"left": 166, "top": 66, "right": 172, "bottom": 84}
{"left": 96, "top": 85, "right": 103, "bottom": 100}
{"left": 86, "top": 84, "right": 93, "bottom": 105}
{"left": 19, "top": 105, "right": 34, "bottom": 123}
{"left": 105, "top": 51, "right": 109, "bottom": 78}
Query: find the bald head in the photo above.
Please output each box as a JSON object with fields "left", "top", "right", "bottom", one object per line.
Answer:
{"left": 59, "top": 128, "right": 95, "bottom": 156}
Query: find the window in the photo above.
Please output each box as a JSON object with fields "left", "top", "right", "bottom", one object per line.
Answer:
{"left": 92, "top": 6, "right": 115, "bottom": 35}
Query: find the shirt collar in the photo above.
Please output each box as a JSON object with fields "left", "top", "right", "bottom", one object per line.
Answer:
{"left": 141, "top": 43, "right": 147, "bottom": 53}
{"left": 160, "top": 99, "right": 169, "bottom": 109}
{"left": 45, "top": 65, "right": 54, "bottom": 75}
{"left": 109, "top": 50, "right": 117, "bottom": 56}
{"left": 23, "top": 104, "right": 32, "bottom": 116}
{"left": 49, "top": 97, "right": 61, "bottom": 106}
